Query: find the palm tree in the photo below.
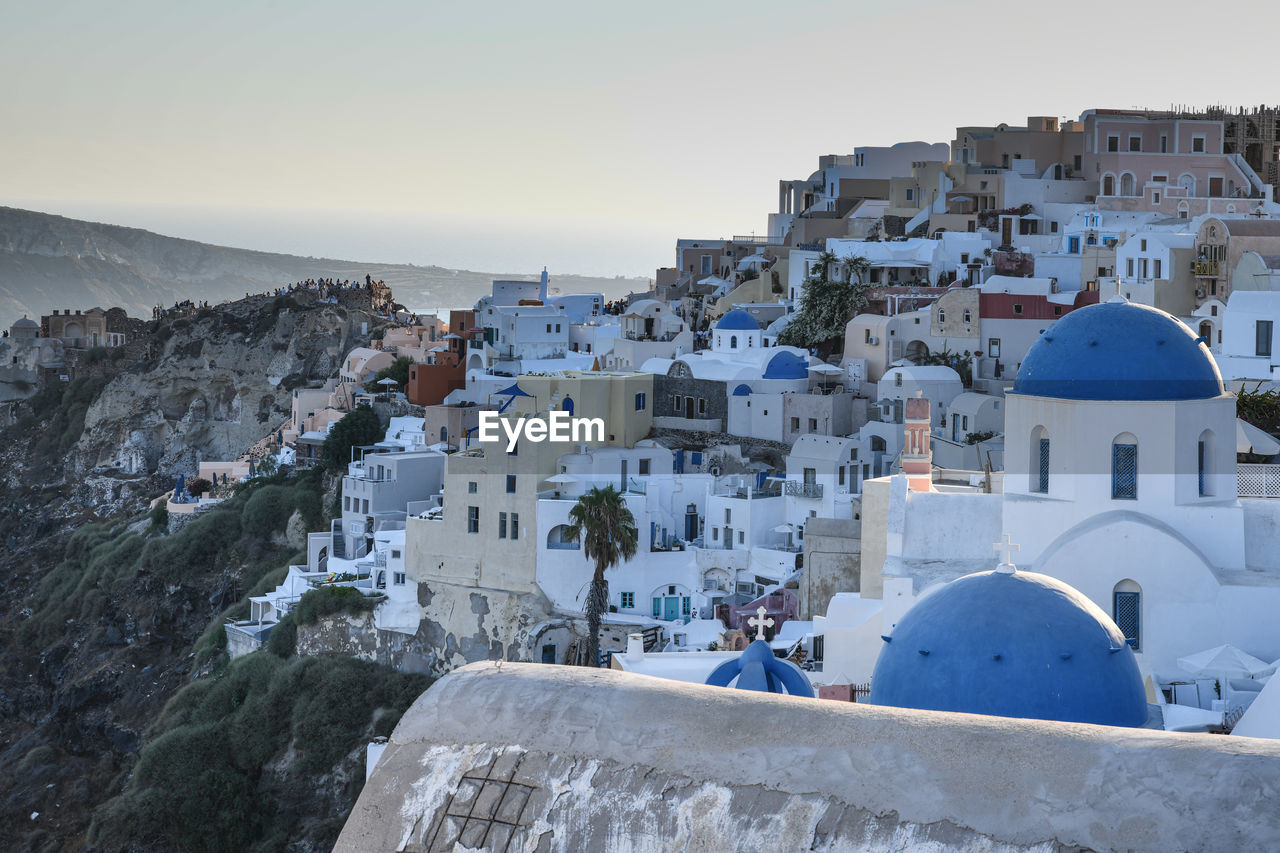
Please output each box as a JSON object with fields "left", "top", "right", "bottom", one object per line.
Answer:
{"left": 564, "top": 485, "right": 639, "bottom": 666}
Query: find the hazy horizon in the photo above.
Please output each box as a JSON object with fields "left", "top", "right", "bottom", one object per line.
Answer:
{"left": 4, "top": 0, "right": 1277, "bottom": 278}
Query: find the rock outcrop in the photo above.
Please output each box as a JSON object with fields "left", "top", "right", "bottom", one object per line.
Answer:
{"left": 76, "top": 291, "right": 375, "bottom": 479}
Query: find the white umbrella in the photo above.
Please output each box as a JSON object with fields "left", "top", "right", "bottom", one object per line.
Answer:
{"left": 1237, "top": 419, "right": 1280, "bottom": 455}
{"left": 771, "top": 523, "right": 795, "bottom": 533}
{"left": 1178, "top": 644, "right": 1273, "bottom": 696}
{"left": 376, "top": 377, "right": 399, "bottom": 386}
{"left": 807, "top": 363, "right": 844, "bottom": 375}
{"left": 546, "top": 473, "right": 578, "bottom": 484}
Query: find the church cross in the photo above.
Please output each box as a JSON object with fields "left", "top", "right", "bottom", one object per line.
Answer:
{"left": 994, "top": 534, "right": 1019, "bottom": 573}
{"left": 748, "top": 605, "right": 775, "bottom": 641}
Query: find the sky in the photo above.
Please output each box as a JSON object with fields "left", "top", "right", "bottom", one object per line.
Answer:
{"left": 3, "top": 0, "right": 1277, "bottom": 276}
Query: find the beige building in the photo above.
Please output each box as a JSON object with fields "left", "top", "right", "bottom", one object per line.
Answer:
{"left": 1193, "top": 218, "right": 1280, "bottom": 304}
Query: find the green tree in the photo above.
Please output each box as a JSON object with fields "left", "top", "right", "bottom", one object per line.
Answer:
{"left": 564, "top": 485, "right": 638, "bottom": 667}
{"left": 371, "top": 355, "right": 412, "bottom": 390}
{"left": 321, "top": 406, "right": 383, "bottom": 470}
{"left": 777, "top": 251, "right": 871, "bottom": 354}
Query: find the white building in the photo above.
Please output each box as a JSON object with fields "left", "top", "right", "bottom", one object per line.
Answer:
{"left": 857, "top": 298, "right": 1280, "bottom": 689}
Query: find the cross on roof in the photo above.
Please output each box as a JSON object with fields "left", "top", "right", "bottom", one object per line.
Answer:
{"left": 994, "top": 533, "right": 1019, "bottom": 573}
{"left": 748, "top": 605, "right": 775, "bottom": 642}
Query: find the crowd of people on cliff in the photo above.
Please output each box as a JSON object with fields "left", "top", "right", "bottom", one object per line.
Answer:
{"left": 150, "top": 275, "right": 394, "bottom": 321}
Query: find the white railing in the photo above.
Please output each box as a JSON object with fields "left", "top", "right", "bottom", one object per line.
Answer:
{"left": 1238, "top": 464, "right": 1280, "bottom": 498}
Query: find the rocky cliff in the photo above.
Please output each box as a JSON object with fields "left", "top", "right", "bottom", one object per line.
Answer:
{"left": 0, "top": 291, "right": 403, "bottom": 853}
{"left": 76, "top": 291, "right": 374, "bottom": 480}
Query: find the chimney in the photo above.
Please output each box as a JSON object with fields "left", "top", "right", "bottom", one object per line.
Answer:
{"left": 902, "top": 392, "right": 933, "bottom": 492}
{"left": 626, "top": 633, "right": 645, "bottom": 661}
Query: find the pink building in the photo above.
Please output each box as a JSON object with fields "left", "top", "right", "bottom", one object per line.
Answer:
{"left": 1080, "top": 111, "right": 1273, "bottom": 218}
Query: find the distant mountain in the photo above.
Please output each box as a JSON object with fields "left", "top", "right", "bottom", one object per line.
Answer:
{"left": 0, "top": 207, "right": 651, "bottom": 325}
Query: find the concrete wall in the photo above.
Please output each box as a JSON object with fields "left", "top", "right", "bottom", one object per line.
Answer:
{"left": 296, "top": 580, "right": 567, "bottom": 675}
{"left": 339, "top": 662, "right": 1280, "bottom": 853}
{"left": 800, "top": 517, "right": 862, "bottom": 618}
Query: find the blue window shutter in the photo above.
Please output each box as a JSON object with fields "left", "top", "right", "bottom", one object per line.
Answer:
{"left": 1114, "top": 591, "right": 1140, "bottom": 650}
{"left": 1038, "top": 438, "right": 1050, "bottom": 493}
{"left": 1112, "top": 444, "right": 1137, "bottom": 499}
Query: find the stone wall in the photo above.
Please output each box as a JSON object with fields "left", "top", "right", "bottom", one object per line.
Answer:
{"left": 800, "top": 516, "right": 862, "bottom": 619}
{"left": 338, "top": 662, "right": 1280, "bottom": 853}
{"left": 297, "top": 580, "right": 573, "bottom": 675}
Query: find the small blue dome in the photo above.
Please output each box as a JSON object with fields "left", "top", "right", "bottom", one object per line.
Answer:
{"left": 716, "top": 309, "right": 760, "bottom": 331}
{"left": 763, "top": 351, "right": 809, "bottom": 380}
{"left": 705, "top": 639, "right": 813, "bottom": 697}
{"left": 732, "top": 383, "right": 752, "bottom": 396}
{"left": 1013, "top": 300, "right": 1223, "bottom": 401}
{"left": 869, "top": 570, "right": 1147, "bottom": 727}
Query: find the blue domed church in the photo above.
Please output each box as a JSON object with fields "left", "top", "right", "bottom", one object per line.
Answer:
{"left": 869, "top": 296, "right": 1280, "bottom": 691}
{"left": 869, "top": 553, "right": 1148, "bottom": 726}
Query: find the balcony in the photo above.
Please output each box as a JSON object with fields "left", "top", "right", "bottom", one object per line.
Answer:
{"left": 785, "top": 481, "right": 824, "bottom": 499}
{"left": 1193, "top": 259, "right": 1220, "bottom": 277}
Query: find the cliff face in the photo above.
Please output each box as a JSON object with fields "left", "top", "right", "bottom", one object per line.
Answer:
{"left": 76, "top": 291, "right": 374, "bottom": 479}
{"left": 0, "top": 206, "right": 649, "bottom": 326}
{"left": 0, "top": 293, "right": 386, "bottom": 852}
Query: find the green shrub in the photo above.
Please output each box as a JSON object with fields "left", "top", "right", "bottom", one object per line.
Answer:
{"left": 321, "top": 406, "right": 382, "bottom": 471}
{"left": 294, "top": 586, "right": 379, "bottom": 626}
{"left": 267, "top": 613, "right": 297, "bottom": 658}
{"left": 89, "top": 655, "right": 431, "bottom": 853}
{"left": 149, "top": 503, "right": 169, "bottom": 529}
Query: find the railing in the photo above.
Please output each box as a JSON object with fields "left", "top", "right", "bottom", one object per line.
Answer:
{"left": 785, "top": 481, "right": 824, "bottom": 499}
{"left": 1239, "top": 463, "right": 1280, "bottom": 498}
{"left": 1193, "top": 259, "right": 1219, "bottom": 277}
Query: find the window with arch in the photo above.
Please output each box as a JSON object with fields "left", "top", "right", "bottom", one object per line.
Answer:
{"left": 1198, "top": 429, "right": 1214, "bottom": 496}
{"left": 730, "top": 335, "right": 738, "bottom": 348}
{"left": 938, "top": 308, "right": 947, "bottom": 323}
{"left": 1112, "top": 433, "right": 1138, "bottom": 499}
{"left": 1031, "top": 426, "right": 1050, "bottom": 493}
{"left": 962, "top": 309, "right": 972, "bottom": 324}
{"left": 1120, "top": 173, "right": 1136, "bottom": 197}
{"left": 1113, "top": 579, "right": 1141, "bottom": 650}
{"left": 440, "top": 426, "right": 448, "bottom": 443}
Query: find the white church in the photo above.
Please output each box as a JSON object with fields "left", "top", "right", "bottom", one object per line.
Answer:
{"left": 857, "top": 297, "right": 1280, "bottom": 682}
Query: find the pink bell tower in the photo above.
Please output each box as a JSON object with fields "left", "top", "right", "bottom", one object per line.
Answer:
{"left": 902, "top": 392, "right": 933, "bottom": 492}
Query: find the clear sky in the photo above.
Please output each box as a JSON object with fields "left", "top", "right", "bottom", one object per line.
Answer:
{"left": 2, "top": 0, "right": 1275, "bottom": 276}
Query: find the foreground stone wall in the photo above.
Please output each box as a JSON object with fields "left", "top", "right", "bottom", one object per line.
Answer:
{"left": 338, "top": 662, "right": 1280, "bottom": 853}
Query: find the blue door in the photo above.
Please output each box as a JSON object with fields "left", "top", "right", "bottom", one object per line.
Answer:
{"left": 662, "top": 597, "right": 680, "bottom": 621}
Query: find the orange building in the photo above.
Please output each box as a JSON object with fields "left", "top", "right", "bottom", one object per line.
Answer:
{"left": 406, "top": 309, "right": 476, "bottom": 406}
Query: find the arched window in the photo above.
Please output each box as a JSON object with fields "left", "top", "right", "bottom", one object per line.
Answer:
{"left": 546, "top": 524, "right": 580, "bottom": 550}
{"left": 1120, "top": 172, "right": 1136, "bottom": 197}
{"left": 1112, "top": 433, "right": 1138, "bottom": 500}
{"left": 1113, "top": 579, "right": 1141, "bottom": 650}
{"left": 730, "top": 335, "right": 738, "bottom": 349}
{"left": 938, "top": 308, "right": 947, "bottom": 323}
{"left": 1198, "top": 429, "right": 1214, "bottom": 496}
{"left": 440, "top": 426, "right": 448, "bottom": 443}
{"left": 1031, "top": 426, "right": 1050, "bottom": 493}
{"left": 562, "top": 396, "right": 574, "bottom": 417}
{"left": 962, "top": 309, "right": 972, "bottom": 324}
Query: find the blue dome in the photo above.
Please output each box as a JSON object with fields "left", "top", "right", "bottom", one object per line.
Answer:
{"left": 716, "top": 309, "right": 761, "bottom": 331}
{"left": 1013, "top": 299, "right": 1223, "bottom": 401}
{"left": 763, "top": 351, "right": 808, "bottom": 380}
{"left": 869, "top": 570, "right": 1147, "bottom": 727}
{"left": 705, "top": 639, "right": 813, "bottom": 697}
{"left": 732, "top": 383, "right": 752, "bottom": 396}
